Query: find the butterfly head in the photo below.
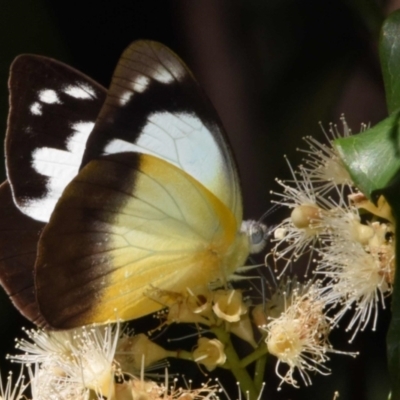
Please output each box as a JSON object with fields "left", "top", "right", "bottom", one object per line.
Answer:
{"left": 240, "top": 220, "right": 271, "bottom": 254}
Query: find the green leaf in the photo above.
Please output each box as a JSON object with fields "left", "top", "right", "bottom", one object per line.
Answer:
{"left": 334, "top": 112, "right": 400, "bottom": 200}
{"left": 380, "top": 10, "right": 400, "bottom": 114}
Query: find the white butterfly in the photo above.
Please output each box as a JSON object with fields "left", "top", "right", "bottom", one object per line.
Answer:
{"left": 3, "top": 41, "right": 268, "bottom": 328}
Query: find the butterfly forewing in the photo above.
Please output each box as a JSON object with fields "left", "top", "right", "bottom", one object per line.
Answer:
{"left": 81, "top": 40, "right": 243, "bottom": 225}
{"left": 6, "top": 55, "right": 107, "bottom": 222}
{"left": 0, "top": 55, "right": 106, "bottom": 322}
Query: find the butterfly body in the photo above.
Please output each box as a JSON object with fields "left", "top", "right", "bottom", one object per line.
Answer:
{"left": 1, "top": 41, "right": 267, "bottom": 329}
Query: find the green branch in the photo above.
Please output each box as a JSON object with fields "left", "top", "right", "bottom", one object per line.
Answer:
{"left": 211, "top": 327, "right": 259, "bottom": 400}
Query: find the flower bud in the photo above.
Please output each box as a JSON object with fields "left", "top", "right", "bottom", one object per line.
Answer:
{"left": 212, "top": 290, "right": 247, "bottom": 323}
{"left": 116, "top": 334, "right": 168, "bottom": 372}
{"left": 192, "top": 338, "right": 226, "bottom": 371}
{"left": 274, "top": 227, "right": 287, "bottom": 240}
{"left": 349, "top": 193, "right": 394, "bottom": 223}
{"left": 230, "top": 314, "right": 257, "bottom": 347}
{"left": 291, "top": 204, "right": 321, "bottom": 230}
{"left": 350, "top": 220, "right": 374, "bottom": 245}
{"left": 167, "top": 300, "right": 211, "bottom": 325}
{"left": 252, "top": 304, "right": 268, "bottom": 328}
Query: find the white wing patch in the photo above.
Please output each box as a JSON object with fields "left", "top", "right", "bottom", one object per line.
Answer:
{"left": 30, "top": 102, "right": 42, "bottom": 116}
{"left": 131, "top": 76, "right": 150, "bottom": 93}
{"left": 104, "top": 112, "right": 224, "bottom": 196}
{"left": 104, "top": 138, "right": 137, "bottom": 154}
{"left": 62, "top": 84, "right": 96, "bottom": 99}
{"left": 119, "top": 91, "right": 134, "bottom": 106}
{"left": 30, "top": 89, "right": 62, "bottom": 117}
{"left": 152, "top": 68, "right": 176, "bottom": 84}
{"left": 26, "top": 121, "right": 95, "bottom": 222}
{"left": 118, "top": 76, "right": 152, "bottom": 105}
{"left": 38, "top": 89, "right": 61, "bottom": 104}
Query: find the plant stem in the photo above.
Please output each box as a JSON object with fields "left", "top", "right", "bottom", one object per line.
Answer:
{"left": 211, "top": 327, "right": 258, "bottom": 400}
{"left": 169, "top": 349, "right": 193, "bottom": 362}
{"left": 240, "top": 343, "right": 268, "bottom": 368}
{"left": 254, "top": 354, "right": 267, "bottom": 393}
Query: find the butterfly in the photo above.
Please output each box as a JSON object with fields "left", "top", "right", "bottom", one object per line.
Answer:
{"left": 0, "top": 41, "right": 268, "bottom": 329}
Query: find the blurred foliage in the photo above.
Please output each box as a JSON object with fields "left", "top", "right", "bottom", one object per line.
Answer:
{"left": 377, "top": 9, "right": 400, "bottom": 400}
{"left": 380, "top": 9, "right": 400, "bottom": 113}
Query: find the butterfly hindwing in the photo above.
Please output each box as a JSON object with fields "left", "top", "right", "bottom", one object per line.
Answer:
{"left": 35, "top": 152, "right": 245, "bottom": 328}
{"left": 81, "top": 40, "right": 243, "bottom": 225}
{"left": 6, "top": 55, "right": 107, "bottom": 222}
{"left": 0, "top": 181, "right": 45, "bottom": 324}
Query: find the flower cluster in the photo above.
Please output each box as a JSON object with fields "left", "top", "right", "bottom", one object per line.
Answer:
{"left": 0, "top": 117, "right": 394, "bottom": 398}
{"left": 151, "top": 286, "right": 256, "bottom": 349}
{"left": 7, "top": 323, "right": 219, "bottom": 400}
{"left": 264, "top": 283, "right": 334, "bottom": 387}
{"left": 264, "top": 118, "right": 395, "bottom": 381}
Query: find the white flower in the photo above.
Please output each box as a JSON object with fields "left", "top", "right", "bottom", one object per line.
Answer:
{"left": 270, "top": 164, "right": 345, "bottom": 276}
{"left": 316, "top": 224, "right": 393, "bottom": 341}
{"left": 12, "top": 323, "right": 121, "bottom": 399}
{"left": 264, "top": 283, "right": 355, "bottom": 388}
{"left": 27, "top": 363, "right": 88, "bottom": 400}
{"left": 118, "top": 375, "right": 220, "bottom": 400}
{"left": 212, "top": 290, "right": 247, "bottom": 323}
{"left": 298, "top": 115, "right": 355, "bottom": 195}
{"left": 0, "top": 368, "right": 27, "bottom": 400}
{"left": 269, "top": 116, "right": 395, "bottom": 342}
{"left": 192, "top": 338, "right": 226, "bottom": 371}
{"left": 12, "top": 327, "right": 77, "bottom": 366}
{"left": 65, "top": 324, "right": 120, "bottom": 397}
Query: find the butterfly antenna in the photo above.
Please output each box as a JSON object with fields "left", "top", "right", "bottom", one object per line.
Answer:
{"left": 255, "top": 204, "right": 281, "bottom": 243}
{"left": 244, "top": 267, "right": 268, "bottom": 310}
{"left": 258, "top": 203, "right": 281, "bottom": 223}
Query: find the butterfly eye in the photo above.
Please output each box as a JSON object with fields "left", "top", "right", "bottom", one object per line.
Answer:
{"left": 241, "top": 220, "right": 270, "bottom": 254}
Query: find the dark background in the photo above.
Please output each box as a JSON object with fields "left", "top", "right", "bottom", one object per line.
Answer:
{"left": 0, "top": 0, "right": 395, "bottom": 399}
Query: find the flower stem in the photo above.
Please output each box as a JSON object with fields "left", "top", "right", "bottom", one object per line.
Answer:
{"left": 239, "top": 343, "right": 268, "bottom": 368}
{"left": 211, "top": 327, "right": 258, "bottom": 400}
{"left": 254, "top": 354, "right": 267, "bottom": 393}
{"left": 169, "top": 349, "right": 193, "bottom": 362}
